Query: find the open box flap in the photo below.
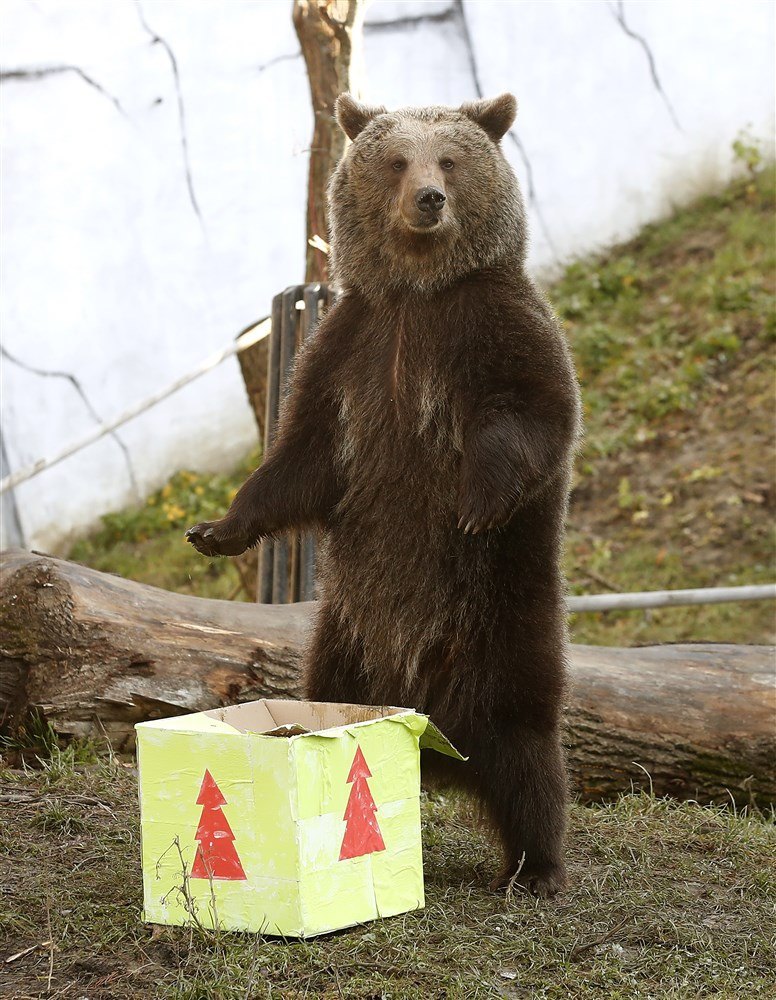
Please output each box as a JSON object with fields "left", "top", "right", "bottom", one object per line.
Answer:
{"left": 279, "top": 706, "right": 467, "bottom": 761}
{"left": 416, "top": 718, "right": 467, "bottom": 760}
{"left": 389, "top": 713, "right": 466, "bottom": 760}
{"left": 259, "top": 700, "right": 407, "bottom": 732}
{"left": 203, "top": 700, "right": 276, "bottom": 733}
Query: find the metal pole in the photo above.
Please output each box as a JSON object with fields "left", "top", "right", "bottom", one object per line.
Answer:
{"left": 258, "top": 298, "right": 283, "bottom": 603}
{"left": 272, "top": 286, "right": 304, "bottom": 603}
{"left": 567, "top": 584, "right": 776, "bottom": 613}
{"left": 299, "top": 283, "right": 324, "bottom": 601}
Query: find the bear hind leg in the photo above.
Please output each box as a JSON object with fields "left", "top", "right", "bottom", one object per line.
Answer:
{"left": 304, "top": 604, "right": 369, "bottom": 705}
{"left": 473, "top": 721, "right": 569, "bottom": 898}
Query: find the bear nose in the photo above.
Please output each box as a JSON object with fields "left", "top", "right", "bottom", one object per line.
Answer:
{"left": 415, "top": 186, "right": 446, "bottom": 213}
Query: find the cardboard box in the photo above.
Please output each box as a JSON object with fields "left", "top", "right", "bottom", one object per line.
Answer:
{"left": 136, "top": 700, "right": 463, "bottom": 937}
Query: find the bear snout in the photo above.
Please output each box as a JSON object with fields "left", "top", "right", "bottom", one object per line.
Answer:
{"left": 415, "top": 186, "right": 446, "bottom": 214}
{"left": 402, "top": 185, "right": 446, "bottom": 231}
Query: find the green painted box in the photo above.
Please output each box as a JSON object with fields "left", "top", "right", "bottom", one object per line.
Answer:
{"left": 136, "top": 700, "right": 463, "bottom": 937}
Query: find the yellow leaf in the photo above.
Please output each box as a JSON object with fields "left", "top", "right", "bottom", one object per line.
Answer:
{"left": 685, "top": 465, "right": 723, "bottom": 483}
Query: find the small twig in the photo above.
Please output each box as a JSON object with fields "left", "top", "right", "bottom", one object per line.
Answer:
{"left": 45, "top": 898, "right": 54, "bottom": 991}
{"left": 4, "top": 940, "right": 52, "bottom": 964}
{"left": 0, "top": 792, "right": 38, "bottom": 805}
{"left": 504, "top": 852, "right": 526, "bottom": 904}
{"left": 573, "top": 566, "right": 621, "bottom": 593}
{"left": 42, "top": 985, "right": 71, "bottom": 1000}
{"left": 332, "top": 962, "right": 344, "bottom": 999}
{"left": 610, "top": 1, "right": 682, "bottom": 131}
{"left": 93, "top": 712, "right": 117, "bottom": 767}
{"left": 1, "top": 345, "right": 139, "bottom": 498}
{"left": 231, "top": 557, "right": 256, "bottom": 601}
{"left": 0, "top": 791, "right": 115, "bottom": 819}
{"left": 63, "top": 794, "right": 116, "bottom": 816}
{"left": 205, "top": 853, "right": 220, "bottom": 937}
{"left": 571, "top": 915, "right": 629, "bottom": 958}
{"left": 159, "top": 836, "right": 207, "bottom": 933}
{"left": 72, "top": 851, "right": 105, "bottom": 871}
{"left": 632, "top": 761, "right": 655, "bottom": 798}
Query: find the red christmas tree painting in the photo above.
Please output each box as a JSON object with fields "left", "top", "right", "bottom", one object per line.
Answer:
{"left": 339, "top": 746, "right": 386, "bottom": 861}
{"left": 190, "top": 769, "right": 247, "bottom": 880}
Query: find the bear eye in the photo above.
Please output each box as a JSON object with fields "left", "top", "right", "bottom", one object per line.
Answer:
{"left": 391, "top": 159, "right": 406, "bottom": 172}
{"left": 440, "top": 158, "right": 455, "bottom": 171}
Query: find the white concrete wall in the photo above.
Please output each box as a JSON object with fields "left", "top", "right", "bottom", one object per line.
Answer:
{"left": 1, "top": 0, "right": 773, "bottom": 551}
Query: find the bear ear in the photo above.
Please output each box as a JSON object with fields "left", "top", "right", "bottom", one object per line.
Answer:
{"left": 335, "top": 93, "right": 387, "bottom": 141}
{"left": 459, "top": 93, "right": 517, "bottom": 143}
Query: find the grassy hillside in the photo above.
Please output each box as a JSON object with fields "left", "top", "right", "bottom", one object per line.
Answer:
{"left": 560, "top": 161, "right": 775, "bottom": 645}
{"left": 68, "top": 161, "right": 776, "bottom": 647}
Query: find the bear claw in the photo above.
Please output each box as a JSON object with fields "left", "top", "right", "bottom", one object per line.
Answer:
{"left": 491, "top": 861, "right": 568, "bottom": 898}
{"left": 185, "top": 521, "right": 250, "bottom": 557}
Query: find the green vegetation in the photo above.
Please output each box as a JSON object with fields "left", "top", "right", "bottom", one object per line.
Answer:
{"left": 1, "top": 752, "right": 774, "bottom": 999}
{"left": 559, "top": 160, "right": 775, "bottom": 645}
{"left": 68, "top": 160, "right": 776, "bottom": 646}
{"left": 69, "top": 452, "right": 260, "bottom": 601}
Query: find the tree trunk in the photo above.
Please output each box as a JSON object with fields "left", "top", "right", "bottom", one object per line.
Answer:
{"left": 235, "top": 333, "right": 268, "bottom": 441}
{"left": 2, "top": 550, "right": 774, "bottom": 807}
{"left": 293, "top": 0, "right": 368, "bottom": 283}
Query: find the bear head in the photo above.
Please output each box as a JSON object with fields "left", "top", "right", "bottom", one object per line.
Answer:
{"left": 328, "top": 93, "right": 526, "bottom": 295}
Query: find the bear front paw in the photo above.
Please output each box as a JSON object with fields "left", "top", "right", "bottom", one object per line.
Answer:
{"left": 185, "top": 520, "right": 251, "bottom": 557}
{"left": 457, "top": 489, "right": 510, "bottom": 535}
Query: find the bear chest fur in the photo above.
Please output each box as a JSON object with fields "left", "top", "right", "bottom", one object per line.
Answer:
{"left": 335, "top": 300, "right": 464, "bottom": 481}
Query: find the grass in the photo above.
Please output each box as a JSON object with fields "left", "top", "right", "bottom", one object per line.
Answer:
{"left": 68, "top": 456, "right": 262, "bottom": 602}
{"left": 558, "top": 156, "right": 776, "bottom": 646}
{"left": 1, "top": 751, "right": 774, "bottom": 999}
{"left": 67, "top": 155, "right": 776, "bottom": 647}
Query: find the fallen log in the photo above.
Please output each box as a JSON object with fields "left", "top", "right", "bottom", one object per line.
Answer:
{"left": 1, "top": 549, "right": 774, "bottom": 806}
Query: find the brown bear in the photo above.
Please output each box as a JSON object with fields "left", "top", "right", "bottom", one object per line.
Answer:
{"left": 186, "top": 93, "right": 581, "bottom": 897}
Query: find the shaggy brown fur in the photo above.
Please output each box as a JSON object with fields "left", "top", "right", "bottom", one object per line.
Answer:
{"left": 187, "top": 93, "right": 581, "bottom": 897}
